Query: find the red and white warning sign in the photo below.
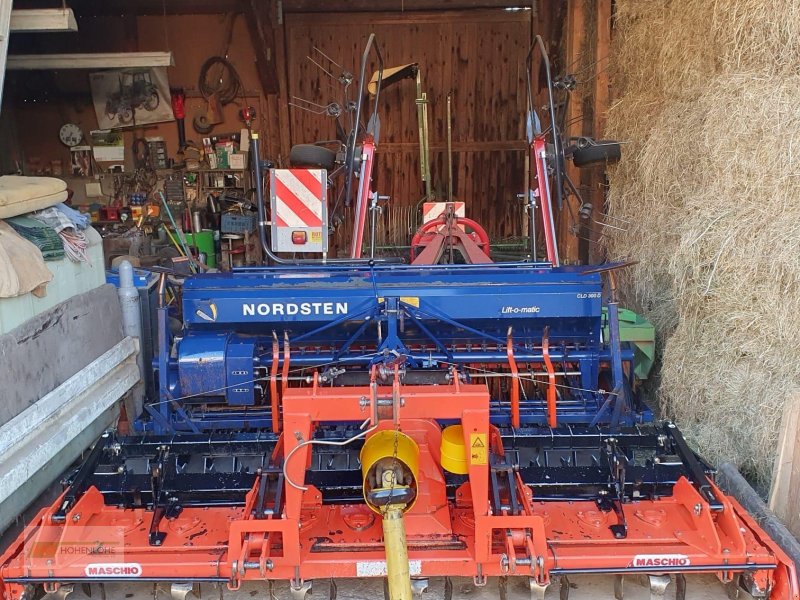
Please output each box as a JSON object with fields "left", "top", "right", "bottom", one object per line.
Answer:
{"left": 422, "top": 201, "right": 465, "bottom": 224}
{"left": 270, "top": 168, "right": 328, "bottom": 253}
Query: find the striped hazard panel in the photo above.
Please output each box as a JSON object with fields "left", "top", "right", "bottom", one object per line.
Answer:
{"left": 273, "top": 169, "right": 324, "bottom": 227}
{"left": 270, "top": 168, "right": 328, "bottom": 253}
{"left": 423, "top": 201, "right": 465, "bottom": 223}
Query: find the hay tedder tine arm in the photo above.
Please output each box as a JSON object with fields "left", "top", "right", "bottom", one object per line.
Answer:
{"left": 665, "top": 422, "right": 724, "bottom": 510}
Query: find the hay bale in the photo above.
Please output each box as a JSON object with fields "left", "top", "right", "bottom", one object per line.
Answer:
{"left": 606, "top": 0, "right": 800, "bottom": 485}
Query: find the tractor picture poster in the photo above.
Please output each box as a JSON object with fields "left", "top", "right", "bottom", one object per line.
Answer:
{"left": 89, "top": 67, "right": 174, "bottom": 129}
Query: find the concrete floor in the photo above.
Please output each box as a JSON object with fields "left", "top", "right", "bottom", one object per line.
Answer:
{"left": 51, "top": 574, "right": 732, "bottom": 599}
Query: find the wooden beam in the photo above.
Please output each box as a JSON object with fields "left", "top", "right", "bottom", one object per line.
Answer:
{"left": 6, "top": 51, "right": 174, "bottom": 70}
{"left": 273, "top": 0, "right": 292, "bottom": 162}
{"left": 589, "top": 0, "right": 612, "bottom": 263}
{"left": 769, "top": 394, "right": 800, "bottom": 539}
{"left": 593, "top": 0, "right": 611, "bottom": 139}
{"left": 244, "top": 0, "right": 279, "bottom": 95}
{"left": 379, "top": 140, "right": 527, "bottom": 153}
{"left": 36, "top": 0, "right": 244, "bottom": 17}
{"left": 282, "top": 0, "right": 530, "bottom": 12}
{"left": 10, "top": 8, "right": 78, "bottom": 32}
{"left": 559, "top": 0, "right": 585, "bottom": 264}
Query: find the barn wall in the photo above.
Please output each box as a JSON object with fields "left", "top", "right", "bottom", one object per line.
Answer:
{"left": 283, "top": 9, "right": 532, "bottom": 247}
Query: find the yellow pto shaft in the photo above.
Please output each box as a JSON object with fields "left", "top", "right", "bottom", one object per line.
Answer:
{"left": 382, "top": 504, "right": 413, "bottom": 600}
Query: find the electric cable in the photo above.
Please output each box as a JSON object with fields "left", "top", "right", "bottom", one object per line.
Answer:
{"left": 282, "top": 418, "right": 378, "bottom": 492}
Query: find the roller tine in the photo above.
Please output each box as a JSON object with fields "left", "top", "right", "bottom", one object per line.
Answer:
{"left": 499, "top": 576, "right": 508, "bottom": 600}
{"left": 675, "top": 574, "right": 686, "bottom": 600}
{"left": 329, "top": 578, "right": 338, "bottom": 600}
{"left": 559, "top": 575, "right": 571, "bottom": 600}
{"left": 648, "top": 574, "right": 671, "bottom": 600}
{"left": 444, "top": 577, "right": 453, "bottom": 600}
{"left": 614, "top": 574, "right": 624, "bottom": 600}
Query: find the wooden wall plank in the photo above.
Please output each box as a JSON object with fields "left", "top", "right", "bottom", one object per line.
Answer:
{"left": 283, "top": 1, "right": 534, "bottom": 14}
{"left": 769, "top": 394, "right": 800, "bottom": 538}
{"left": 283, "top": 9, "right": 532, "bottom": 246}
{"left": 559, "top": 0, "right": 585, "bottom": 264}
{"left": 593, "top": 0, "right": 610, "bottom": 138}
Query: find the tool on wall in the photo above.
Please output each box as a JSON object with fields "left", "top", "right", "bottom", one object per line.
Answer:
{"left": 192, "top": 14, "right": 243, "bottom": 135}
{"left": 170, "top": 87, "right": 187, "bottom": 151}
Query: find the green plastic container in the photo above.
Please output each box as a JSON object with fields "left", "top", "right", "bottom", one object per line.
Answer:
{"left": 602, "top": 307, "right": 656, "bottom": 380}
{"left": 184, "top": 231, "right": 216, "bottom": 268}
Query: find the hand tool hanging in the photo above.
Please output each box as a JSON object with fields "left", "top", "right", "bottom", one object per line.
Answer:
{"left": 193, "top": 13, "right": 243, "bottom": 134}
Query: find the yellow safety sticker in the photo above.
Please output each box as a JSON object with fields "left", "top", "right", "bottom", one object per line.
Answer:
{"left": 310, "top": 230, "right": 322, "bottom": 242}
{"left": 470, "top": 433, "right": 488, "bottom": 465}
{"left": 377, "top": 297, "right": 420, "bottom": 307}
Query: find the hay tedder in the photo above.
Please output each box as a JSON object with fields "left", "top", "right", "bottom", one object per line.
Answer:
{"left": 1, "top": 35, "right": 797, "bottom": 600}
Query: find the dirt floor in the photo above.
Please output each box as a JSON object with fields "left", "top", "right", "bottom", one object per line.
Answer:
{"left": 43, "top": 574, "right": 733, "bottom": 599}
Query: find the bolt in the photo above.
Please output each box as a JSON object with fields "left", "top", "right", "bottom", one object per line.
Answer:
{"left": 694, "top": 503, "right": 702, "bottom": 516}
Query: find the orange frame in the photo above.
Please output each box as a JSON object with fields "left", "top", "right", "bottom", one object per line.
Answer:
{"left": 1, "top": 374, "right": 797, "bottom": 599}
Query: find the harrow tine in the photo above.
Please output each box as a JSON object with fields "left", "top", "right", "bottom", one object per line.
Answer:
{"left": 290, "top": 580, "right": 312, "bottom": 600}
{"left": 328, "top": 578, "right": 338, "bottom": 600}
{"left": 529, "top": 577, "right": 548, "bottom": 600}
{"left": 80, "top": 583, "right": 92, "bottom": 598}
{"left": 613, "top": 575, "right": 624, "bottom": 600}
{"left": 411, "top": 578, "right": 429, "bottom": 597}
{"left": 444, "top": 577, "right": 453, "bottom": 600}
{"left": 559, "top": 575, "right": 571, "bottom": 600}
{"left": 43, "top": 584, "right": 74, "bottom": 600}
{"left": 169, "top": 582, "right": 197, "bottom": 600}
{"left": 647, "top": 574, "right": 671, "bottom": 600}
{"left": 675, "top": 573, "right": 687, "bottom": 600}
{"left": 499, "top": 576, "right": 508, "bottom": 600}
{"left": 724, "top": 574, "right": 754, "bottom": 599}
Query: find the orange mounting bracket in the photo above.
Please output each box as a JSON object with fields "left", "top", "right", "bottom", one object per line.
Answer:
{"left": 281, "top": 332, "right": 291, "bottom": 396}
{"left": 270, "top": 333, "right": 280, "bottom": 433}
{"left": 507, "top": 327, "right": 521, "bottom": 428}
{"left": 541, "top": 326, "right": 557, "bottom": 428}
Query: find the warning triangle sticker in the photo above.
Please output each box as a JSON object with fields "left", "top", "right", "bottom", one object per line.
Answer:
{"left": 471, "top": 437, "right": 485, "bottom": 448}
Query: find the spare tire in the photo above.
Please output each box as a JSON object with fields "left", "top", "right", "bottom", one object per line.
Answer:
{"left": 571, "top": 139, "right": 622, "bottom": 167}
{"left": 290, "top": 144, "right": 337, "bottom": 170}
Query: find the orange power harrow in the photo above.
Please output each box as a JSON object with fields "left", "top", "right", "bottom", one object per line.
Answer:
{"left": 1, "top": 369, "right": 797, "bottom": 600}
